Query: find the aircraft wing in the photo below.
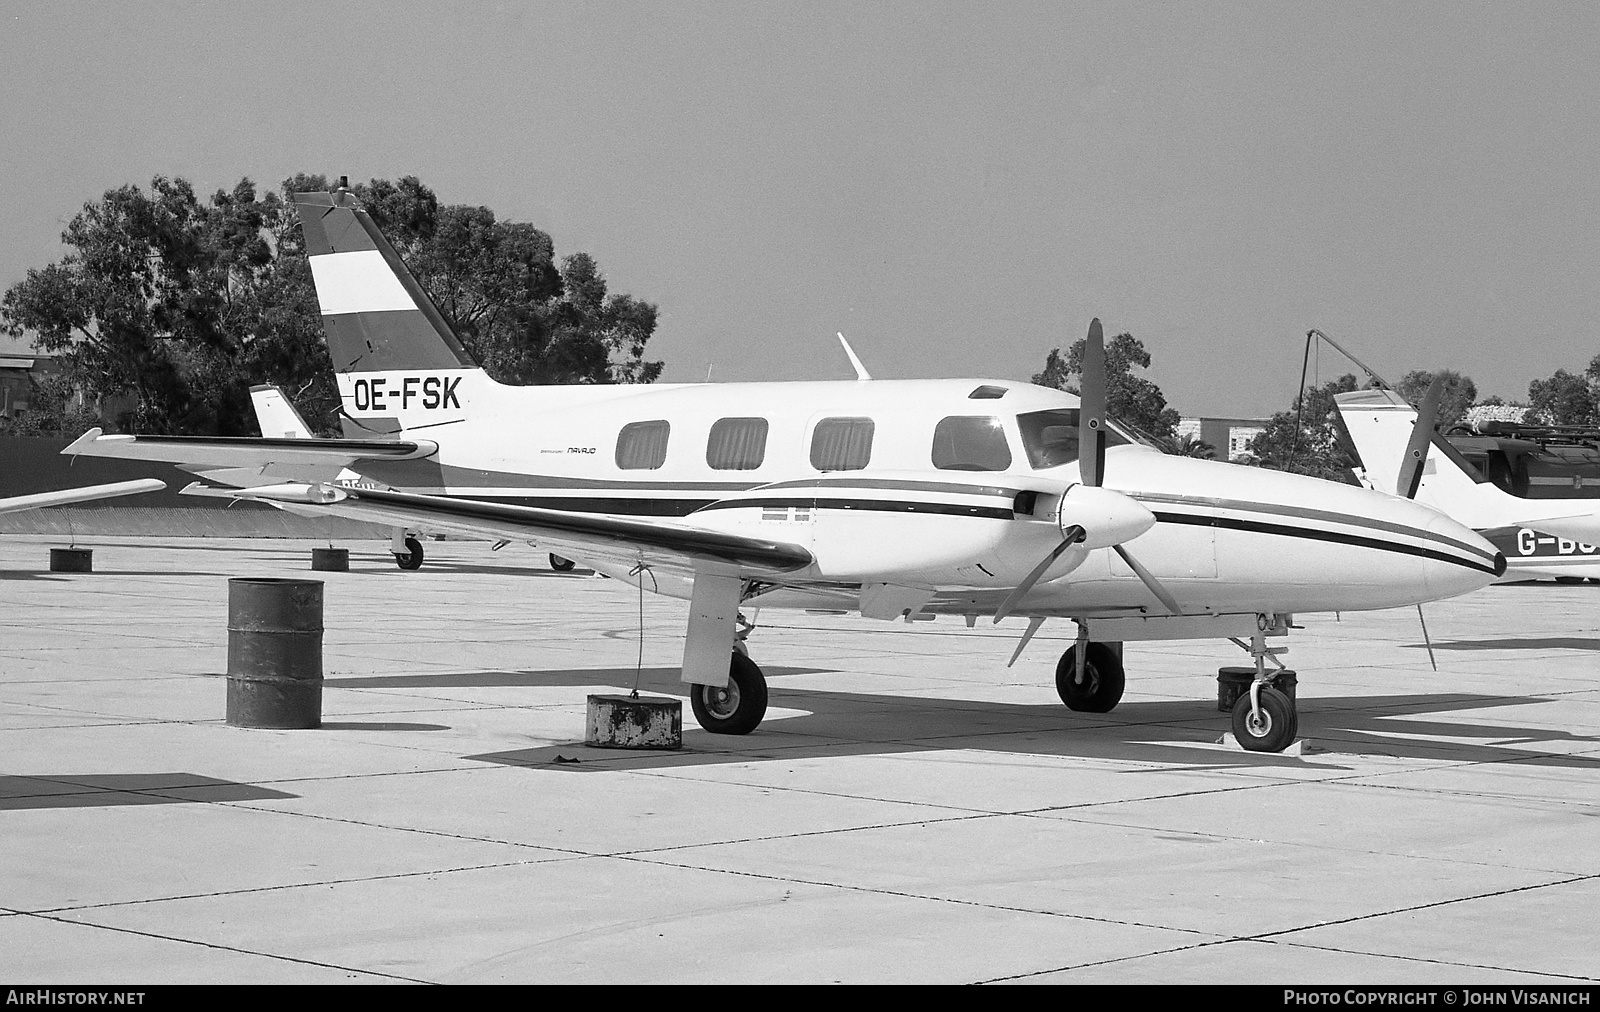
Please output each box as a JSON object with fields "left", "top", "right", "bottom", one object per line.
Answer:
{"left": 62, "top": 428, "right": 437, "bottom": 469}
{"left": 203, "top": 484, "right": 815, "bottom": 577}
{"left": 0, "top": 479, "right": 166, "bottom": 514}
{"left": 1510, "top": 514, "right": 1600, "bottom": 545}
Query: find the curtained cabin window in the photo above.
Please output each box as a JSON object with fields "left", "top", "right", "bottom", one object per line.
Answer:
{"left": 810, "top": 417, "right": 875, "bottom": 471}
{"left": 615, "top": 420, "right": 671, "bottom": 469}
{"left": 706, "top": 417, "right": 769, "bottom": 470}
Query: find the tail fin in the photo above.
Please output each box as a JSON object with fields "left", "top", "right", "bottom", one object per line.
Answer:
{"left": 293, "top": 189, "right": 478, "bottom": 373}
{"left": 293, "top": 186, "right": 490, "bottom": 435}
{"left": 249, "top": 384, "right": 313, "bottom": 439}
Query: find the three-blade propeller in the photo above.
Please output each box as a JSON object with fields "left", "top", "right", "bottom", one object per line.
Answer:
{"left": 994, "top": 318, "right": 1180, "bottom": 622}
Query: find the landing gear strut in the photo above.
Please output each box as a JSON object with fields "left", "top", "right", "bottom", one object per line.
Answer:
{"left": 689, "top": 651, "right": 768, "bottom": 735}
{"left": 1055, "top": 641, "right": 1125, "bottom": 712}
{"left": 1229, "top": 616, "right": 1299, "bottom": 753}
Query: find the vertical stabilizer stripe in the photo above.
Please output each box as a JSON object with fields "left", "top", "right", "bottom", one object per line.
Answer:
{"left": 308, "top": 251, "right": 417, "bottom": 315}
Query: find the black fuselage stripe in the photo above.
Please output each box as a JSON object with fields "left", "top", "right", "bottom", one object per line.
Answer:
{"left": 400, "top": 492, "right": 1497, "bottom": 573}
{"left": 696, "top": 497, "right": 1015, "bottom": 520}
{"left": 437, "top": 494, "right": 1016, "bottom": 520}
{"left": 1152, "top": 511, "right": 1501, "bottom": 574}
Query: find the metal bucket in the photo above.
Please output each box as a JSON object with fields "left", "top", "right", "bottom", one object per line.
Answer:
{"left": 1217, "top": 666, "right": 1297, "bottom": 711}
{"left": 310, "top": 547, "right": 349, "bottom": 572}
{"left": 49, "top": 547, "right": 93, "bottom": 572}
{"left": 226, "top": 578, "right": 323, "bottom": 729}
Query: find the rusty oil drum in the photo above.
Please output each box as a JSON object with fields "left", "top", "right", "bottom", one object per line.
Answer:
{"left": 226, "top": 578, "right": 323, "bottom": 728}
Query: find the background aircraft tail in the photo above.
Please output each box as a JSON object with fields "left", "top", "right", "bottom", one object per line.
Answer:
{"left": 293, "top": 187, "right": 490, "bottom": 437}
{"left": 249, "top": 384, "right": 313, "bottom": 439}
{"left": 1334, "top": 389, "right": 1518, "bottom": 530}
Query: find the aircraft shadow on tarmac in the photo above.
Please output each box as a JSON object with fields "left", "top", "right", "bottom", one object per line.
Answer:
{"left": 0, "top": 773, "right": 297, "bottom": 812}
{"left": 403, "top": 666, "right": 1600, "bottom": 775}
{"left": 1417, "top": 637, "right": 1600, "bottom": 652}
{"left": 0, "top": 570, "right": 224, "bottom": 580}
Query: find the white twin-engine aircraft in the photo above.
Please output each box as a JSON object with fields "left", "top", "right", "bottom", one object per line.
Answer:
{"left": 1336, "top": 387, "right": 1600, "bottom": 581}
{"left": 62, "top": 188, "right": 1505, "bottom": 753}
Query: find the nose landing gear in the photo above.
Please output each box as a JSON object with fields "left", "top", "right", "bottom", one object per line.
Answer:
{"left": 1228, "top": 619, "right": 1300, "bottom": 753}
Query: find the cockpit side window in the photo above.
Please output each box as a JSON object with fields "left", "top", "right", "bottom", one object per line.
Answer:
{"left": 707, "top": 417, "right": 769, "bottom": 470}
{"left": 932, "top": 416, "right": 1012, "bottom": 471}
{"left": 615, "top": 420, "right": 670, "bottom": 470}
{"left": 1017, "top": 409, "right": 1129, "bottom": 469}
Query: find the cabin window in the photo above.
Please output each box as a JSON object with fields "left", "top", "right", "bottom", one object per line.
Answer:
{"left": 1016, "top": 408, "right": 1131, "bottom": 469}
{"left": 615, "top": 420, "right": 670, "bottom": 470}
{"left": 931, "top": 416, "right": 1012, "bottom": 471}
{"left": 810, "top": 417, "right": 875, "bottom": 471}
{"left": 707, "top": 417, "right": 769, "bottom": 470}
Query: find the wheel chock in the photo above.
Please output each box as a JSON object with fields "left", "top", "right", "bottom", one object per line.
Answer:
{"left": 585, "top": 694, "right": 682, "bottom": 750}
{"left": 1218, "top": 732, "right": 1314, "bottom": 756}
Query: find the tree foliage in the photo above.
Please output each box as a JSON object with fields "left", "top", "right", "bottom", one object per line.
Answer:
{"left": 1, "top": 173, "right": 662, "bottom": 435}
{"left": 1031, "top": 331, "right": 1181, "bottom": 443}
{"left": 1248, "top": 373, "right": 1361, "bottom": 482}
{"left": 1526, "top": 357, "right": 1600, "bottom": 426}
{"left": 1395, "top": 369, "right": 1477, "bottom": 428}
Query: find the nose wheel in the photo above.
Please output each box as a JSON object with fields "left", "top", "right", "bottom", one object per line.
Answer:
{"left": 689, "top": 651, "right": 768, "bottom": 735}
{"left": 1230, "top": 684, "right": 1298, "bottom": 752}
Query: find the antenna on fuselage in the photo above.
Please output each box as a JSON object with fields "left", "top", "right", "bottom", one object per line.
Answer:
{"left": 836, "top": 333, "right": 872, "bottom": 381}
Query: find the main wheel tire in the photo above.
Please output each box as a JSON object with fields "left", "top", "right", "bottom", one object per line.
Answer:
{"left": 689, "top": 652, "right": 768, "bottom": 735}
{"left": 1055, "top": 642, "right": 1126, "bottom": 713}
{"left": 549, "top": 553, "right": 576, "bottom": 572}
{"left": 1231, "top": 685, "right": 1297, "bottom": 753}
{"left": 395, "top": 536, "right": 424, "bottom": 570}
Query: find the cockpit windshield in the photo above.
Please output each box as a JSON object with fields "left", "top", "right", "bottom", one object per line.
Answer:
{"left": 1017, "top": 409, "right": 1133, "bottom": 469}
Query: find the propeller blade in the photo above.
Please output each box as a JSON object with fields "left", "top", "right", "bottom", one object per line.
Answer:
{"left": 1396, "top": 375, "right": 1445, "bottom": 500}
{"left": 1112, "top": 544, "right": 1183, "bottom": 616}
{"left": 1079, "top": 319, "right": 1107, "bottom": 488}
{"left": 993, "top": 525, "right": 1085, "bottom": 624}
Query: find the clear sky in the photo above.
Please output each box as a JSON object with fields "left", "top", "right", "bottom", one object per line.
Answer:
{"left": 3, "top": 1, "right": 1597, "bottom": 416}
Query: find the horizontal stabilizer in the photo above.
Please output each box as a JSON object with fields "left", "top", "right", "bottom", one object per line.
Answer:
{"left": 62, "top": 428, "right": 437, "bottom": 468}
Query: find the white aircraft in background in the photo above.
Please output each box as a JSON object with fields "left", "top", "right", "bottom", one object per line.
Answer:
{"left": 60, "top": 186, "right": 1504, "bottom": 753}
{"left": 1335, "top": 386, "right": 1600, "bottom": 583}
{"left": 0, "top": 479, "right": 165, "bottom": 515}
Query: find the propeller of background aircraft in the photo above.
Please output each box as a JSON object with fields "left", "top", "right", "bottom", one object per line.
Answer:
{"left": 1395, "top": 374, "right": 1445, "bottom": 501}
{"left": 993, "top": 319, "right": 1182, "bottom": 622}
{"left": 1394, "top": 373, "right": 1446, "bottom": 671}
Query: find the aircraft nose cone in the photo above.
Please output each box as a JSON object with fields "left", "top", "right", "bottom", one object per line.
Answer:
{"left": 1419, "top": 508, "right": 1504, "bottom": 599}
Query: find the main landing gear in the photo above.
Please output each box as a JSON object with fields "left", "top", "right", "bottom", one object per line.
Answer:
{"left": 689, "top": 651, "right": 769, "bottom": 735}
{"left": 1055, "top": 642, "right": 1125, "bottom": 712}
{"left": 549, "top": 554, "right": 576, "bottom": 572}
